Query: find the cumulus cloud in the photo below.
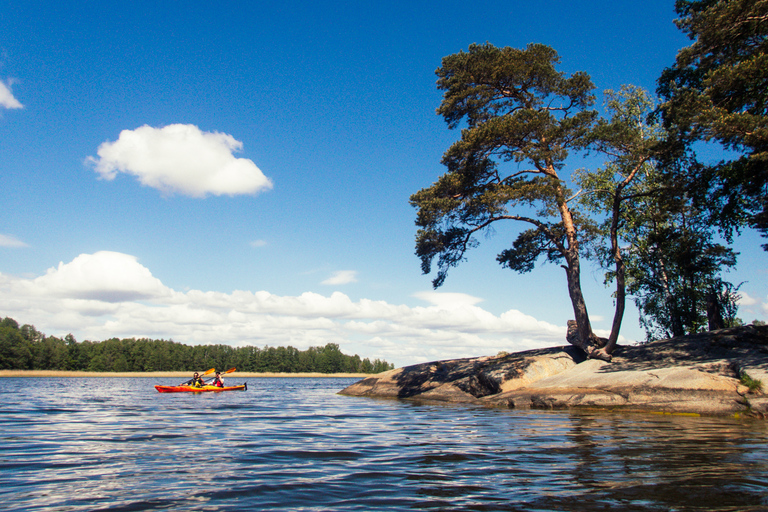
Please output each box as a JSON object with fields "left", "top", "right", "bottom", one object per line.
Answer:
{"left": 732, "top": 292, "right": 768, "bottom": 320}
{"left": 86, "top": 124, "right": 272, "bottom": 197}
{"left": 32, "top": 251, "right": 171, "bottom": 302}
{"left": 0, "top": 80, "right": 22, "bottom": 109}
{"left": 0, "top": 251, "right": 570, "bottom": 367}
{"left": 739, "top": 292, "right": 758, "bottom": 306}
{"left": 322, "top": 270, "right": 358, "bottom": 285}
{"left": 0, "top": 234, "right": 28, "bottom": 248}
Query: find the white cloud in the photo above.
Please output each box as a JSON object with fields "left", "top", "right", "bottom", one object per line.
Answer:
{"left": 32, "top": 251, "right": 171, "bottom": 302}
{"left": 733, "top": 292, "right": 768, "bottom": 320}
{"left": 250, "top": 239, "right": 268, "bottom": 248}
{"left": 0, "top": 252, "right": 570, "bottom": 367}
{"left": 0, "top": 80, "right": 22, "bottom": 109}
{"left": 413, "top": 291, "right": 483, "bottom": 308}
{"left": 86, "top": 124, "right": 272, "bottom": 198}
{"left": 739, "top": 292, "right": 758, "bottom": 306}
{"left": 0, "top": 234, "right": 28, "bottom": 248}
{"left": 322, "top": 270, "right": 358, "bottom": 285}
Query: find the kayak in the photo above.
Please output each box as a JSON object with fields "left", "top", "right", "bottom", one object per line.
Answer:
{"left": 155, "top": 383, "right": 247, "bottom": 393}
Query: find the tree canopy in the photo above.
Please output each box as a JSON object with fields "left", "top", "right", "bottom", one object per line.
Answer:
{"left": 576, "top": 85, "right": 742, "bottom": 344}
{"left": 413, "top": 34, "right": 756, "bottom": 359}
{"left": 575, "top": 86, "right": 663, "bottom": 353}
{"left": 411, "top": 43, "right": 608, "bottom": 357}
{"left": 0, "top": 317, "right": 393, "bottom": 374}
{"left": 658, "top": 0, "right": 768, "bottom": 246}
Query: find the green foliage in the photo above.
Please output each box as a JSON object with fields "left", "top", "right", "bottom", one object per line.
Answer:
{"left": 718, "top": 281, "right": 744, "bottom": 328}
{"left": 576, "top": 86, "right": 741, "bottom": 342}
{"left": 0, "top": 317, "right": 393, "bottom": 373}
{"left": 574, "top": 85, "right": 664, "bottom": 347}
{"left": 411, "top": 43, "right": 597, "bottom": 288}
{"left": 740, "top": 370, "right": 763, "bottom": 393}
{"left": 575, "top": 85, "right": 662, "bottom": 271}
{"left": 0, "top": 320, "right": 29, "bottom": 370}
{"left": 658, "top": 0, "right": 768, "bottom": 248}
{"left": 626, "top": 203, "right": 739, "bottom": 340}
{"left": 495, "top": 221, "right": 583, "bottom": 273}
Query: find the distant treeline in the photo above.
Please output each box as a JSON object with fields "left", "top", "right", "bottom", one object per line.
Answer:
{"left": 0, "top": 317, "right": 394, "bottom": 374}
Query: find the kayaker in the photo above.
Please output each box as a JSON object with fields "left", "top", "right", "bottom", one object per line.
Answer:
{"left": 210, "top": 371, "right": 224, "bottom": 387}
{"left": 188, "top": 372, "right": 205, "bottom": 388}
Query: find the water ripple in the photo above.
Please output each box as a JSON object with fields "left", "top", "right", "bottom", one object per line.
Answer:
{"left": 1, "top": 377, "right": 768, "bottom": 511}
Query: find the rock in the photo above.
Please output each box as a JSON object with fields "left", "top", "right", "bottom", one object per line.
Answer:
{"left": 566, "top": 320, "right": 611, "bottom": 361}
{"left": 748, "top": 397, "right": 768, "bottom": 418}
{"left": 340, "top": 325, "right": 768, "bottom": 418}
{"left": 413, "top": 383, "right": 480, "bottom": 403}
{"left": 340, "top": 346, "right": 585, "bottom": 400}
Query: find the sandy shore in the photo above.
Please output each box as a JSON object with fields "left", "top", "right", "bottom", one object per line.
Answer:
{"left": 0, "top": 370, "right": 370, "bottom": 379}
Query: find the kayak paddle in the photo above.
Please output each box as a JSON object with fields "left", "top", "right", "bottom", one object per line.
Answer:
{"left": 204, "top": 367, "right": 237, "bottom": 384}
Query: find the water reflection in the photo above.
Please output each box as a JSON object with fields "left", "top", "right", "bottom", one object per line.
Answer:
{"left": 543, "top": 413, "right": 768, "bottom": 511}
{"left": 1, "top": 378, "right": 767, "bottom": 511}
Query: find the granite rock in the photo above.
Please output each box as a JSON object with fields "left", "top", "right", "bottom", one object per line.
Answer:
{"left": 340, "top": 325, "right": 768, "bottom": 418}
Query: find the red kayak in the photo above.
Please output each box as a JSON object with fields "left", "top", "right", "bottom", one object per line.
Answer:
{"left": 155, "top": 383, "right": 247, "bottom": 393}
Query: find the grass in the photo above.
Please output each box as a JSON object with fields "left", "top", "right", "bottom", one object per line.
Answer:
{"left": 740, "top": 370, "right": 763, "bottom": 393}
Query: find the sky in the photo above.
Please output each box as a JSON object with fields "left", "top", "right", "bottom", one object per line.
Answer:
{"left": 1, "top": 0, "right": 766, "bottom": 368}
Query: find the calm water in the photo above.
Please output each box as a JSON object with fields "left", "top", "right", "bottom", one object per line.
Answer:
{"left": 1, "top": 377, "right": 767, "bottom": 511}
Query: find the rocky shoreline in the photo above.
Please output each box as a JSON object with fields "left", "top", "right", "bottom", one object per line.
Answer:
{"left": 0, "top": 371, "right": 369, "bottom": 379}
{"left": 340, "top": 325, "right": 768, "bottom": 418}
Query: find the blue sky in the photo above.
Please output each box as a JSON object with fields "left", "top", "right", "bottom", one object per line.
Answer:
{"left": 1, "top": 0, "right": 766, "bottom": 368}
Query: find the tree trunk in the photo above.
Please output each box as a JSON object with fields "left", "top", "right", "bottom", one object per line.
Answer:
{"left": 593, "top": 193, "right": 625, "bottom": 360}
{"left": 655, "top": 249, "right": 685, "bottom": 337}
{"left": 556, "top": 185, "right": 608, "bottom": 360}
{"left": 706, "top": 290, "right": 725, "bottom": 331}
{"left": 563, "top": 255, "right": 609, "bottom": 360}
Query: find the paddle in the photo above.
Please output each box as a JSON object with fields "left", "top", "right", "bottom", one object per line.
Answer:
{"left": 180, "top": 367, "right": 216, "bottom": 386}
{"left": 204, "top": 367, "right": 237, "bottom": 385}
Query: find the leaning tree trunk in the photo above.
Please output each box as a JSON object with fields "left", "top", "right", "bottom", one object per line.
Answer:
{"left": 596, "top": 159, "right": 652, "bottom": 359}
{"left": 556, "top": 187, "right": 609, "bottom": 360}
{"left": 600, "top": 247, "right": 624, "bottom": 357}
{"left": 563, "top": 253, "right": 609, "bottom": 360}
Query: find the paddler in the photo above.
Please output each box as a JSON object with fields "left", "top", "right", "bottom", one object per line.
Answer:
{"left": 186, "top": 372, "right": 205, "bottom": 387}
{"left": 209, "top": 371, "right": 224, "bottom": 387}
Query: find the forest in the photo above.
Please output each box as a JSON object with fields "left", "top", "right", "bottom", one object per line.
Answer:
{"left": 0, "top": 317, "right": 393, "bottom": 374}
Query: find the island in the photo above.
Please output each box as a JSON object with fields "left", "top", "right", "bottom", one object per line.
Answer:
{"left": 340, "top": 325, "right": 768, "bottom": 418}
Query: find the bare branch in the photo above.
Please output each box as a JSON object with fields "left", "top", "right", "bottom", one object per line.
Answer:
{"left": 566, "top": 188, "right": 584, "bottom": 203}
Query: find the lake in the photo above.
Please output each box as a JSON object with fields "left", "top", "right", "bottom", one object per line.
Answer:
{"left": 1, "top": 377, "right": 767, "bottom": 511}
